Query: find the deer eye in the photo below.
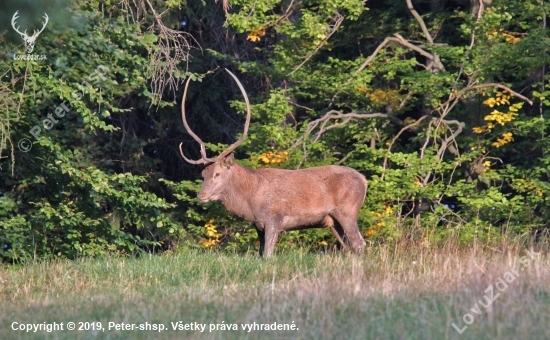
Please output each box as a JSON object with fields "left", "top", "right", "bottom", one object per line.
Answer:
{"left": 214, "top": 173, "right": 220, "bottom": 178}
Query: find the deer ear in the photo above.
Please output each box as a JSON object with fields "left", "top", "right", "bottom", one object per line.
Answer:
{"left": 223, "top": 153, "right": 235, "bottom": 168}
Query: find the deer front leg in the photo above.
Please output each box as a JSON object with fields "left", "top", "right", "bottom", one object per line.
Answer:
{"left": 262, "top": 225, "right": 279, "bottom": 257}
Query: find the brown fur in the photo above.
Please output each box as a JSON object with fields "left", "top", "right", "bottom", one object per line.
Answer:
{"left": 198, "top": 154, "right": 367, "bottom": 256}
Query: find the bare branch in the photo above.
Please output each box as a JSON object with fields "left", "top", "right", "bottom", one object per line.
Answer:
{"left": 469, "top": 0, "right": 485, "bottom": 48}
{"left": 330, "top": 34, "right": 444, "bottom": 107}
{"left": 394, "top": 33, "right": 445, "bottom": 71}
{"left": 380, "top": 116, "right": 465, "bottom": 176}
{"left": 352, "top": 37, "right": 393, "bottom": 77}
{"left": 146, "top": 0, "right": 199, "bottom": 103}
{"left": 353, "top": 34, "right": 445, "bottom": 79}
{"left": 386, "top": 115, "right": 430, "bottom": 153}
{"left": 287, "top": 13, "right": 344, "bottom": 76}
{"left": 403, "top": 0, "right": 448, "bottom": 74}
{"left": 292, "top": 110, "right": 388, "bottom": 149}
{"left": 292, "top": 105, "right": 469, "bottom": 180}
{"left": 437, "top": 120, "right": 466, "bottom": 159}
{"left": 120, "top": 0, "right": 199, "bottom": 105}
{"left": 449, "top": 83, "right": 533, "bottom": 106}
{"left": 288, "top": 101, "right": 315, "bottom": 112}
{"left": 405, "top": 0, "right": 434, "bottom": 44}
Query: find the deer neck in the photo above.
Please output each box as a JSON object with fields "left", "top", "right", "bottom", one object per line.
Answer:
{"left": 219, "top": 163, "right": 257, "bottom": 221}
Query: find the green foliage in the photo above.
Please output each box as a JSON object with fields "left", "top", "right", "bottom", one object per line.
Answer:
{"left": 1, "top": 3, "right": 187, "bottom": 260}
{"left": 216, "top": 0, "right": 550, "bottom": 249}
{"left": 2, "top": 0, "right": 550, "bottom": 259}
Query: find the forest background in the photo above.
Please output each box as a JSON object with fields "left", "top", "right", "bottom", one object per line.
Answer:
{"left": 1, "top": 0, "right": 549, "bottom": 260}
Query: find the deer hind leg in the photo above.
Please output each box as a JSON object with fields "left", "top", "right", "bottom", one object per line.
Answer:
{"left": 330, "top": 213, "right": 366, "bottom": 254}
{"left": 323, "top": 216, "right": 348, "bottom": 250}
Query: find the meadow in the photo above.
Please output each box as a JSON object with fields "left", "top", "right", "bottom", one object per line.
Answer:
{"left": 1, "top": 239, "right": 549, "bottom": 340}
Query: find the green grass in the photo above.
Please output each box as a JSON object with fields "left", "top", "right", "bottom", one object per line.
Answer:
{"left": 1, "top": 243, "right": 549, "bottom": 339}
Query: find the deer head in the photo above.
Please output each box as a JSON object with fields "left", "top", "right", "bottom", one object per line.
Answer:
{"left": 11, "top": 11, "right": 49, "bottom": 54}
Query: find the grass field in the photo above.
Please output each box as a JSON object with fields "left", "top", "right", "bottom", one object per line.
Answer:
{"left": 1, "top": 240, "right": 549, "bottom": 340}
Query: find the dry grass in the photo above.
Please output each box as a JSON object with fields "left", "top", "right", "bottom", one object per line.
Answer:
{"left": 1, "top": 240, "right": 549, "bottom": 339}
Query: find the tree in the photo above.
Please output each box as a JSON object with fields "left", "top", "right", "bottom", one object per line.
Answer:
{"left": 1, "top": 0, "right": 549, "bottom": 260}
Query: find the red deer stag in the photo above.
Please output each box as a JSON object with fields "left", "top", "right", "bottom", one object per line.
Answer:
{"left": 180, "top": 69, "right": 367, "bottom": 256}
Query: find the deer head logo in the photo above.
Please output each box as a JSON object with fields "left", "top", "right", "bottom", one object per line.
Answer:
{"left": 11, "top": 11, "right": 49, "bottom": 54}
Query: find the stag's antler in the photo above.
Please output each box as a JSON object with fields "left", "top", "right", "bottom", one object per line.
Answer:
{"left": 179, "top": 69, "right": 251, "bottom": 165}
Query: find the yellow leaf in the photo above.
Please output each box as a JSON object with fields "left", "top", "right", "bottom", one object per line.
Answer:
{"left": 483, "top": 98, "right": 497, "bottom": 107}
{"left": 404, "top": 117, "right": 417, "bottom": 125}
{"left": 247, "top": 27, "right": 266, "bottom": 42}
